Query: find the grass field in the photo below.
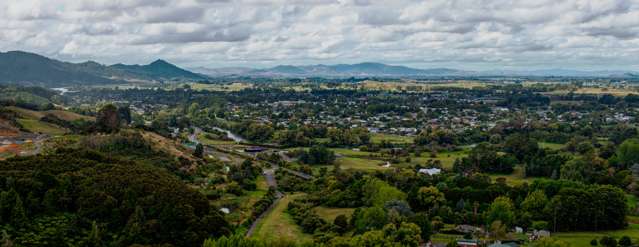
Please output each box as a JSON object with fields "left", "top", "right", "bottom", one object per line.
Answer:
{"left": 313, "top": 207, "right": 356, "bottom": 222}
{"left": 489, "top": 166, "right": 535, "bottom": 186}
{"left": 412, "top": 150, "right": 468, "bottom": 170}
{"left": 16, "top": 118, "right": 68, "bottom": 135}
{"left": 554, "top": 223, "right": 639, "bottom": 246}
{"left": 370, "top": 133, "right": 414, "bottom": 144}
{"left": 357, "top": 80, "right": 488, "bottom": 91}
{"left": 548, "top": 87, "right": 639, "bottom": 96}
{"left": 539, "top": 142, "right": 566, "bottom": 150}
{"left": 331, "top": 148, "right": 376, "bottom": 157}
{"left": 335, "top": 156, "right": 388, "bottom": 171}
{"left": 253, "top": 193, "right": 313, "bottom": 243}
{"left": 188, "top": 82, "right": 253, "bottom": 91}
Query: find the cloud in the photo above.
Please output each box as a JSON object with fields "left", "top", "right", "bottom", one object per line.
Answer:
{"left": 0, "top": 0, "right": 637, "bottom": 70}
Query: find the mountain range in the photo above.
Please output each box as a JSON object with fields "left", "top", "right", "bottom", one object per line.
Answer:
{"left": 192, "top": 62, "right": 465, "bottom": 77}
{"left": 0, "top": 51, "right": 637, "bottom": 87}
{"left": 0, "top": 51, "right": 208, "bottom": 86}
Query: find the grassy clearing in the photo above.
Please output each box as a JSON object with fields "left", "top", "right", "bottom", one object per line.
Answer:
{"left": 553, "top": 223, "right": 639, "bottom": 246}
{"left": 313, "top": 207, "right": 356, "bottom": 222}
{"left": 16, "top": 118, "right": 68, "bottom": 135}
{"left": 539, "top": 142, "right": 566, "bottom": 150}
{"left": 335, "top": 157, "right": 388, "bottom": 171}
{"left": 253, "top": 193, "right": 313, "bottom": 243}
{"left": 370, "top": 133, "right": 414, "bottom": 144}
{"left": 489, "top": 166, "right": 534, "bottom": 186}
{"left": 331, "top": 148, "right": 376, "bottom": 157}
{"left": 216, "top": 184, "right": 268, "bottom": 225}
{"left": 412, "top": 150, "right": 468, "bottom": 170}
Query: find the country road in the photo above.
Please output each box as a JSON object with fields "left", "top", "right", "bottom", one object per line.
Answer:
{"left": 187, "top": 128, "right": 313, "bottom": 237}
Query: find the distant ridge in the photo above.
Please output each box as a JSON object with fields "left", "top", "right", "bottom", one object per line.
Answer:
{"left": 0, "top": 51, "right": 208, "bottom": 86}
{"left": 245, "top": 62, "right": 465, "bottom": 77}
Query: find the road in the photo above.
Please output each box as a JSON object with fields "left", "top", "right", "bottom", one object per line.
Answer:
{"left": 188, "top": 128, "right": 313, "bottom": 237}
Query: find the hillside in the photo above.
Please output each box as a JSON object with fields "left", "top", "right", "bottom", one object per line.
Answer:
{"left": 0, "top": 51, "right": 208, "bottom": 86}
{"left": 110, "top": 59, "right": 208, "bottom": 82}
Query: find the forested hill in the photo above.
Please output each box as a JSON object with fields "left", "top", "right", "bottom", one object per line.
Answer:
{"left": 0, "top": 136, "right": 231, "bottom": 246}
{"left": 0, "top": 51, "right": 208, "bottom": 86}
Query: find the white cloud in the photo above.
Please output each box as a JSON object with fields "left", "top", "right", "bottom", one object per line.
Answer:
{"left": 0, "top": 0, "right": 638, "bottom": 70}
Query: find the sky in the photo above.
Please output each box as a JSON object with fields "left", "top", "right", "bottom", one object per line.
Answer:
{"left": 1, "top": 0, "right": 638, "bottom": 71}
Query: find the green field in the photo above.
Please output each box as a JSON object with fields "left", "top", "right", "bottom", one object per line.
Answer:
{"left": 412, "top": 150, "right": 468, "bottom": 170}
{"left": 370, "top": 133, "right": 414, "bottom": 144}
{"left": 539, "top": 142, "right": 566, "bottom": 150}
{"left": 17, "top": 118, "right": 68, "bottom": 135}
{"left": 313, "top": 207, "right": 356, "bottom": 222}
{"left": 253, "top": 193, "right": 313, "bottom": 243}
{"left": 335, "top": 156, "right": 388, "bottom": 170}
{"left": 488, "top": 166, "right": 534, "bottom": 186}
{"left": 331, "top": 148, "right": 376, "bottom": 157}
{"left": 554, "top": 223, "right": 639, "bottom": 246}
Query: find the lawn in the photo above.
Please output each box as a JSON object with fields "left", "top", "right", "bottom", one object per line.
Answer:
{"left": 253, "top": 193, "right": 313, "bottom": 243}
{"left": 553, "top": 223, "right": 639, "bottom": 246}
{"left": 538, "top": 142, "right": 566, "bottom": 150}
{"left": 313, "top": 206, "right": 356, "bottom": 222}
{"left": 16, "top": 118, "right": 68, "bottom": 135}
{"left": 370, "top": 133, "right": 414, "bottom": 144}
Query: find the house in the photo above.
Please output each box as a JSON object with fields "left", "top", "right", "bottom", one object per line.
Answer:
{"left": 418, "top": 168, "right": 441, "bottom": 176}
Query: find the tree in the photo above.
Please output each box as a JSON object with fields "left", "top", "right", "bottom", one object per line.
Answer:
{"left": 504, "top": 133, "right": 539, "bottom": 161}
{"left": 486, "top": 196, "right": 514, "bottom": 226}
{"left": 488, "top": 220, "right": 507, "bottom": 242}
{"left": 600, "top": 236, "right": 617, "bottom": 247}
{"left": 300, "top": 145, "right": 336, "bottom": 165}
{"left": 409, "top": 212, "right": 432, "bottom": 242}
{"left": 612, "top": 138, "right": 639, "bottom": 169}
{"left": 415, "top": 186, "right": 445, "bottom": 211}
{"left": 522, "top": 190, "right": 549, "bottom": 220}
{"left": 354, "top": 207, "right": 388, "bottom": 232}
{"left": 334, "top": 214, "right": 349, "bottom": 234}
{"left": 117, "top": 105, "right": 132, "bottom": 125}
{"left": 1, "top": 230, "right": 13, "bottom": 247}
{"left": 96, "top": 104, "right": 120, "bottom": 132}
{"left": 385, "top": 222, "right": 422, "bottom": 247}
{"left": 87, "top": 221, "right": 102, "bottom": 247}
{"left": 619, "top": 236, "right": 632, "bottom": 247}
{"left": 10, "top": 194, "right": 27, "bottom": 227}
{"left": 194, "top": 143, "right": 204, "bottom": 158}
